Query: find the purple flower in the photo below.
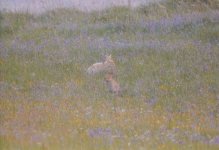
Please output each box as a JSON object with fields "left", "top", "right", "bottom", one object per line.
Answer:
{"left": 210, "top": 136, "right": 219, "bottom": 145}
{"left": 139, "top": 19, "right": 146, "bottom": 27}
{"left": 147, "top": 99, "right": 152, "bottom": 105}
{"left": 106, "top": 139, "right": 111, "bottom": 145}
{"left": 88, "top": 129, "right": 95, "bottom": 138}
{"left": 202, "top": 138, "right": 209, "bottom": 143}
{"left": 96, "top": 128, "right": 102, "bottom": 136}
{"left": 190, "top": 133, "right": 200, "bottom": 142}
{"left": 81, "top": 29, "right": 87, "bottom": 36}
{"left": 105, "top": 127, "right": 111, "bottom": 134}
{"left": 179, "top": 140, "right": 183, "bottom": 144}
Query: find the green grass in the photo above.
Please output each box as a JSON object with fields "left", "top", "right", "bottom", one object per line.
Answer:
{"left": 1, "top": 0, "right": 219, "bottom": 149}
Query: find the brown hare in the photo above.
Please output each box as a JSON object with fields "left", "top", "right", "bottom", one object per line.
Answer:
{"left": 104, "top": 73, "right": 121, "bottom": 95}
{"left": 87, "top": 55, "right": 115, "bottom": 75}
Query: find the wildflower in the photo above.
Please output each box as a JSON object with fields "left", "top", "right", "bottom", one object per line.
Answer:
{"left": 105, "top": 127, "right": 111, "bottom": 134}
{"left": 88, "top": 129, "right": 95, "bottom": 138}
{"left": 178, "top": 140, "right": 183, "bottom": 144}
{"left": 147, "top": 99, "right": 152, "bottom": 105}
{"left": 210, "top": 136, "right": 219, "bottom": 145}
{"left": 190, "top": 133, "right": 200, "bottom": 142}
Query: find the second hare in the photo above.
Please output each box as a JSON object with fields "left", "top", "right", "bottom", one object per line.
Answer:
{"left": 87, "top": 55, "right": 115, "bottom": 75}
{"left": 104, "top": 73, "right": 121, "bottom": 95}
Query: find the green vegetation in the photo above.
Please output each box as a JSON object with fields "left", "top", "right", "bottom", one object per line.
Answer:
{"left": 1, "top": 0, "right": 219, "bottom": 149}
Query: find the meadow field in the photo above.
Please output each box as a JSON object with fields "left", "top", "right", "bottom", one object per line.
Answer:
{"left": 1, "top": 0, "right": 219, "bottom": 149}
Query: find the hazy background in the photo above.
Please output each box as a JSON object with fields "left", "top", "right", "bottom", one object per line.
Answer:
{"left": 0, "top": 0, "right": 162, "bottom": 14}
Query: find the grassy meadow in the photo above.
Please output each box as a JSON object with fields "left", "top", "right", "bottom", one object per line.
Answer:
{"left": 1, "top": 0, "right": 219, "bottom": 149}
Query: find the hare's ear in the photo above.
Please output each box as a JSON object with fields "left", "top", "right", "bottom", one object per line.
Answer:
{"left": 106, "top": 55, "right": 111, "bottom": 60}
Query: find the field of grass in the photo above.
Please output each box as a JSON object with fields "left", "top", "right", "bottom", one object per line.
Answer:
{"left": 1, "top": 0, "right": 219, "bottom": 149}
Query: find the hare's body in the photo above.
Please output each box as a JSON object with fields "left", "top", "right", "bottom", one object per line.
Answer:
{"left": 87, "top": 62, "right": 111, "bottom": 75}
{"left": 105, "top": 73, "right": 121, "bottom": 94}
{"left": 87, "top": 55, "right": 115, "bottom": 75}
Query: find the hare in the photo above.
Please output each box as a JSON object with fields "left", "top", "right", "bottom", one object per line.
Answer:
{"left": 87, "top": 55, "right": 115, "bottom": 75}
{"left": 105, "top": 73, "right": 121, "bottom": 94}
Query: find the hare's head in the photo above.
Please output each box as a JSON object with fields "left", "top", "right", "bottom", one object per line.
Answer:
{"left": 105, "top": 73, "right": 113, "bottom": 81}
{"left": 105, "top": 55, "right": 115, "bottom": 67}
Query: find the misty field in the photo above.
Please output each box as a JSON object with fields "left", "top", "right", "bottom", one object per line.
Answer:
{"left": 1, "top": 0, "right": 219, "bottom": 149}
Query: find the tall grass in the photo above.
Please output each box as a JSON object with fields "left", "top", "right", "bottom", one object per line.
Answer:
{"left": 1, "top": 1, "right": 219, "bottom": 149}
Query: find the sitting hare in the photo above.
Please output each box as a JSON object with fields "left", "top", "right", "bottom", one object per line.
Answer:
{"left": 105, "top": 73, "right": 121, "bottom": 94}
{"left": 87, "top": 55, "right": 115, "bottom": 75}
